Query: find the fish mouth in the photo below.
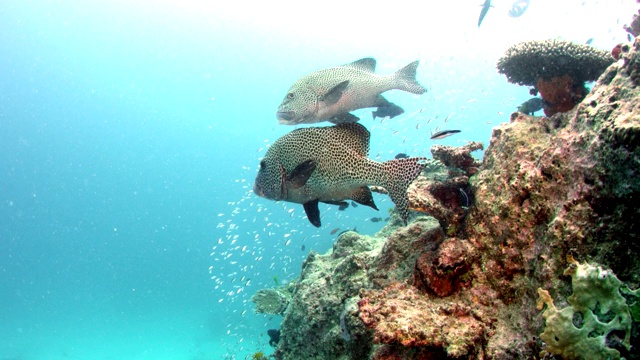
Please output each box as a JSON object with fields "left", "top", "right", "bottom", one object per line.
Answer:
{"left": 253, "top": 183, "right": 265, "bottom": 198}
{"left": 277, "top": 110, "right": 295, "bottom": 123}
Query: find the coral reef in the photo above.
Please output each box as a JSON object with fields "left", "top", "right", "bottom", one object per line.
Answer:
{"left": 257, "top": 37, "right": 640, "bottom": 360}
{"left": 358, "top": 283, "right": 486, "bottom": 357}
{"left": 624, "top": 8, "right": 640, "bottom": 37}
{"left": 497, "top": 39, "right": 614, "bottom": 116}
{"left": 407, "top": 142, "right": 482, "bottom": 233}
{"left": 251, "top": 286, "right": 293, "bottom": 315}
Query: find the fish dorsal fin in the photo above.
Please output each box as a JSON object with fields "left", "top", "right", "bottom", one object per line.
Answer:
{"left": 342, "top": 57, "right": 376, "bottom": 72}
{"left": 288, "top": 159, "right": 316, "bottom": 189}
{"left": 320, "top": 80, "right": 349, "bottom": 105}
{"left": 333, "top": 123, "right": 370, "bottom": 156}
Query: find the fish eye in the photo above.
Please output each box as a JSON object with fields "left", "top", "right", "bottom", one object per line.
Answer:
{"left": 287, "top": 93, "right": 294, "bottom": 99}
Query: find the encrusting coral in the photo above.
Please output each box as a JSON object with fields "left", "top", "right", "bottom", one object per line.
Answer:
{"left": 497, "top": 39, "right": 614, "bottom": 116}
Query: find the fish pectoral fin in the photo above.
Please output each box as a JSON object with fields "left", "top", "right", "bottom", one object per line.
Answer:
{"left": 320, "top": 80, "right": 349, "bottom": 105}
{"left": 303, "top": 200, "right": 321, "bottom": 227}
{"left": 288, "top": 159, "right": 316, "bottom": 189}
{"left": 329, "top": 113, "right": 360, "bottom": 124}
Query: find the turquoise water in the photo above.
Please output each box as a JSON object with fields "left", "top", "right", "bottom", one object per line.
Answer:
{"left": 0, "top": 1, "right": 634, "bottom": 359}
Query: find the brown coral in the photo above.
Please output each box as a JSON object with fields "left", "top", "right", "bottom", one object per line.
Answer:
{"left": 358, "top": 283, "right": 487, "bottom": 358}
{"left": 406, "top": 142, "right": 482, "bottom": 232}
{"left": 537, "top": 75, "right": 588, "bottom": 116}
{"left": 413, "top": 237, "right": 475, "bottom": 297}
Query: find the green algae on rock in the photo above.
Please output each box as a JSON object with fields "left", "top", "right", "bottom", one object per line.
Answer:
{"left": 537, "top": 256, "right": 633, "bottom": 360}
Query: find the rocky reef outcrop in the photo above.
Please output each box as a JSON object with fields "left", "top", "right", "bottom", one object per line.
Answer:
{"left": 253, "top": 37, "right": 640, "bottom": 360}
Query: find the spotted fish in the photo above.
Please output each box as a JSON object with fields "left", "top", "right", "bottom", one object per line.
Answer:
{"left": 276, "top": 57, "right": 426, "bottom": 125}
{"left": 253, "top": 123, "right": 426, "bottom": 227}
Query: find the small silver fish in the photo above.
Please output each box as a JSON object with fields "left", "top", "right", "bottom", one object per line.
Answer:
{"left": 253, "top": 123, "right": 426, "bottom": 226}
{"left": 430, "top": 130, "right": 461, "bottom": 140}
{"left": 508, "top": 0, "right": 530, "bottom": 18}
{"left": 277, "top": 58, "right": 426, "bottom": 125}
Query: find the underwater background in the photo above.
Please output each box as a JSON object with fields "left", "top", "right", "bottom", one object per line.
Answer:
{"left": 0, "top": 0, "right": 635, "bottom": 359}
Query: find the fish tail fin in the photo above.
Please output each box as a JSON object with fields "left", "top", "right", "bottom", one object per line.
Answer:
{"left": 394, "top": 61, "right": 427, "bottom": 95}
{"left": 381, "top": 157, "right": 427, "bottom": 224}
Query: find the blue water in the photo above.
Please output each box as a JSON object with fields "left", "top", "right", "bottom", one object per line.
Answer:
{"left": 0, "top": 1, "right": 634, "bottom": 359}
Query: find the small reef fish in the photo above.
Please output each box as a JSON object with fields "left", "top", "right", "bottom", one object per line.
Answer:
{"left": 585, "top": 38, "right": 594, "bottom": 45}
{"left": 330, "top": 228, "right": 340, "bottom": 235}
{"left": 430, "top": 130, "right": 461, "bottom": 140}
{"left": 508, "top": 0, "right": 530, "bottom": 18}
{"left": 277, "top": 57, "right": 426, "bottom": 125}
{"left": 478, "top": 0, "right": 493, "bottom": 27}
{"left": 372, "top": 102, "right": 405, "bottom": 120}
{"left": 395, "top": 153, "right": 409, "bottom": 159}
{"left": 253, "top": 123, "right": 427, "bottom": 226}
{"left": 336, "top": 227, "right": 357, "bottom": 237}
{"left": 350, "top": 201, "right": 358, "bottom": 208}
{"left": 370, "top": 217, "right": 383, "bottom": 223}
{"left": 517, "top": 97, "right": 545, "bottom": 115}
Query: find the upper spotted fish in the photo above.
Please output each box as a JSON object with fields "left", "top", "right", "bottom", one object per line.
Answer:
{"left": 253, "top": 123, "right": 426, "bottom": 227}
{"left": 276, "top": 58, "right": 427, "bottom": 125}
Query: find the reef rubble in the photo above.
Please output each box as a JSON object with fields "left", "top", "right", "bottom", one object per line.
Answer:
{"left": 253, "top": 38, "right": 640, "bottom": 360}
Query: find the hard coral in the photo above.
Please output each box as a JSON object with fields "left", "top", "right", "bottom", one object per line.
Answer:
{"left": 251, "top": 287, "right": 292, "bottom": 315}
{"left": 537, "top": 75, "right": 588, "bottom": 116}
{"left": 407, "top": 142, "right": 482, "bottom": 232}
{"left": 358, "top": 283, "right": 487, "bottom": 358}
{"left": 413, "top": 237, "right": 475, "bottom": 297}
{"left": 624, "top": 9, "right": 640, "bottom": 37}
{"left": 497, "top": 39, "right": 614, "bottom": 116}
{"left": 431, "top": 141, "right": 483, "bottom": 176}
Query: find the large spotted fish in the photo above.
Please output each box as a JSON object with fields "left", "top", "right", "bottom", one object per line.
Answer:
{"left": 253, "top": 123, "right": 426, "bottom": 227}
{"left": 276, "top": 57, "right": 426, "bottom": 125}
